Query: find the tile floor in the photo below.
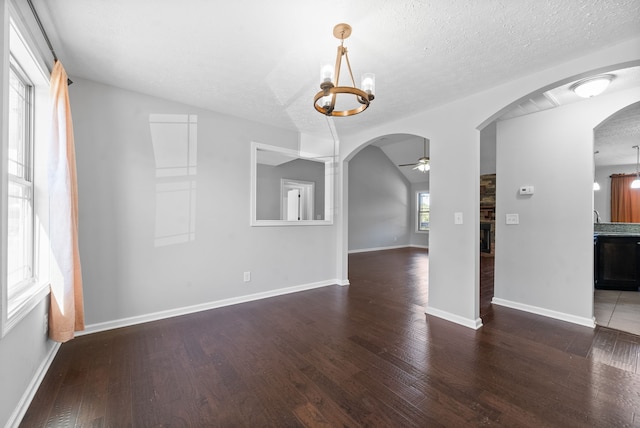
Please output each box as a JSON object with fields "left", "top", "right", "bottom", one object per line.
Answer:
{"left": 594, "top": 289, "right": 640, "bottom": 336}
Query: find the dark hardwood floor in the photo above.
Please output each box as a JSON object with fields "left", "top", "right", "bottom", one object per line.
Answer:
{"left": 20, "top": 248, "right": 640, "bottom": 427}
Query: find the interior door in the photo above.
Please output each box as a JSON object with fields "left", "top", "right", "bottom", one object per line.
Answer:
{"left": 287, "top": 188, "right": 300, "bottom": 220}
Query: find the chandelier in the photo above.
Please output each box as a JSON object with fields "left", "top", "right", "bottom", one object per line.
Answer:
{"left": 313, "top": 23, "right": 375, "bottom": 117}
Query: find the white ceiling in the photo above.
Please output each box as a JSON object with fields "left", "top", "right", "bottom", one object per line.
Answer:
{"left": 21, "top": 0, "right": 640, "bottom": 180}
{"left": 499, "top": 66, "right": 640, "bottom": 168}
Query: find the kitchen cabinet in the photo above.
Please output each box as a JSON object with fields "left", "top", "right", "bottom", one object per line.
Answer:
{"left": 594, "top": 235, "right": 640, "bottom": 291}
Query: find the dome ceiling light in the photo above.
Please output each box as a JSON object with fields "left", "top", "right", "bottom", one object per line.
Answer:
{"left": 570, "top": 75, "right": 614, "bottom": 98}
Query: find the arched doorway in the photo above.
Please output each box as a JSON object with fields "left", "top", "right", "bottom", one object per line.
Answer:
{"left": 480, "top": 63, "right": 640, "bottom": 330}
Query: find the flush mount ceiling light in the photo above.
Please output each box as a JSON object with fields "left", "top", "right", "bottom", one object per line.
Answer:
{"left": 631, "top": 145, "right": 640, "bottom": 189}
{"left": 313, "top": 23, "right": 375, "bottom": 117}
{"left": 570, "top": 75, "right": 614, "bottom": 98}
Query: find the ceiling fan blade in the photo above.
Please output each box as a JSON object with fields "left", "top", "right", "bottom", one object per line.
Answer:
{"left": 398, "top": 163, "right": 417, "bottom": 167}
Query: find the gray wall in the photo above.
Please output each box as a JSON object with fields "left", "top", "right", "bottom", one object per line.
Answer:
{"left": 70, "top": 78, "right": 337, "bottom": 327}
{"left": 495, "top": 89, "right": 639, "bottom": 322}
{"left": 480, "top": 121, "right": 497, "bottom": 175}
{"left": 348, "top": 145, "right": 412, "bottom": 251}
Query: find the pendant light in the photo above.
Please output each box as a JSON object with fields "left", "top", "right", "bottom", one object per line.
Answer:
{"left": 631, "top": 145, "right": 640, "bottom": 189}
{"left": 593, "top": 151, "right": 600, "bottom": 191}
{"left": 313, "top": 23, "right": 375, "bottom": 117}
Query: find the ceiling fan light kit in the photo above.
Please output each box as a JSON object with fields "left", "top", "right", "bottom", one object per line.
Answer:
{"left": 398, "top": 138, "right": 430, "bottom": 172}
{"left": 313, "top": 23, "right": 375, "bottom": 117}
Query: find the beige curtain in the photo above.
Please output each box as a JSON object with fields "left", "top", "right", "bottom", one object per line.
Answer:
{"left": 610, "top": 173, "right": 640, "bottom": 223}
{"left": 48, "top": 61, "right": 84, "bottom": 342}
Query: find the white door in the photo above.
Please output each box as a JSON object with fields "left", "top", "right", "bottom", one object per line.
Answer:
{"left": 287, "top": 188, "right": 300, "bottom": 220}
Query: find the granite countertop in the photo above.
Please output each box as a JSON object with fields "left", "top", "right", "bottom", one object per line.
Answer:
{"left": 594, "top": 232, "right": 640, "bottom": 237}
{"left": 594, "top": 222, "right": 640, "bottom": 236}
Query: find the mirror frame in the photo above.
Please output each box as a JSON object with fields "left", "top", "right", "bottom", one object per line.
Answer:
{"left": 250, "top": 142, "right": 334, "bottom": 226}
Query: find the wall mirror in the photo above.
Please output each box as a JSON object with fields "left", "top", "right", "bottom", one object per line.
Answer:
{"left": 250, "top": 142, "right": 334, "bottom": 226}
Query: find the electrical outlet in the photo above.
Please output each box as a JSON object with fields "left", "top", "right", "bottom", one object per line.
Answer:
{"left": 243, "top": 271, "right": 251, "bottom": 282}
{"left": 506, "top": 213, "right": 520, "bottom": 225}
{"left": 43, "top": 313, "right": 48, "bottom": 335}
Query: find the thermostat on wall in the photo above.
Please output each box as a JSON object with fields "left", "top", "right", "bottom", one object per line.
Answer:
{"left": 519, "top": 186, "right": 534, "bottom": 195}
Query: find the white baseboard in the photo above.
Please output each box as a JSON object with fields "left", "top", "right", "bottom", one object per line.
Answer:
{"left": 409, "top": 244, "right": 429, "bottom": 250}
{"left": 6, "top": 342, "right": 61, "bottom": 428}
{"left": 78, "top": 279, "right": 337, "bottom": 336}
{"left": 425, "top": 306, "right": 483, "bottom": 330}
{"left": 491, "top": 297, "right": 596, "bottom": 328}
{"left": 348, "top": 244, "right": 408, "bottom": 254}
{"left": 348, "top": 244, "right": 428, "bottom": 254}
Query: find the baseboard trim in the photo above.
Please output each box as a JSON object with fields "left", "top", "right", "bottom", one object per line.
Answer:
{"left": 425, "top": 306, "right": 483, "bottom": 330}
{"left": 348, "top": 244, "right": 428, "bottom": 254}
{"left": 491, "top": 297, "right": 596, "bottom": 328}
{"left": 78, "top": 279, "right": 337, "bottom": 336}
{"left": 348, "top": 244, "right": 408, "bottom": 254}
{"left": 7, "top": 341, "right": 61, "bottom": 428}
{"left": 409, "top": 244, "right": 429, "bottom": 250}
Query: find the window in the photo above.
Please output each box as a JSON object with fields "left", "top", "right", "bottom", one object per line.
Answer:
{"left": 7, "top": 58, "right": 35, "bottom": 309}
{"left": 417, "top": 191, "right": 429, "bottom": 231}
{"left": 2, "top": 13, "right": 51, "bottom": 336}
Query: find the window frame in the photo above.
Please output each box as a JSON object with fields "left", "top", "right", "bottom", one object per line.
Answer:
{"left": 7, "top": 56, "right": 36, "bottom": 309}
{"left": 416, "top": 191, "right": 430, "bottom": 232}
{"left": 1, "top": 8, "right": 52, "bottom": 337}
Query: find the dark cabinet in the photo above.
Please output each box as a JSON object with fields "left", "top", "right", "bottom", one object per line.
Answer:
{"left": 594, "top": 235, "right": 640, "bottom": 291}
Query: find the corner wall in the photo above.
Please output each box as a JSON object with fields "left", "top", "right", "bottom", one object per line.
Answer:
{"left": 348, "top": 145, "right": 412, "bottom": 252}
{"left": 494, "top": 89, "right": 640, "bottom": 324}
{"left": 70, "top": 78, "right": 338, "bottom": 328}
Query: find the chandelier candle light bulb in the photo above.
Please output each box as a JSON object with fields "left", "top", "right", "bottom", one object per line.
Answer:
{"left": 361, "top": 73, "right": 375, "bottom": 96}
{"left": 321, "top": 64, "right": 334, "bottom": 84}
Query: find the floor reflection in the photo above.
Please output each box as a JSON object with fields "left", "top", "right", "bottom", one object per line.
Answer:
{"left": 594, "top": 289, "right": 640, "bottom": 336}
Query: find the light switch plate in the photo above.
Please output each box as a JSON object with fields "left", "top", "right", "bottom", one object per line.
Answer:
{"left": 519, "top": 186, "right": 534, "bottom": 195}
{"left": 454, "top": 212, "right": 463, "bottom": 225}
{"left": 506, "top": 213, "right": 519, "bottom": 225}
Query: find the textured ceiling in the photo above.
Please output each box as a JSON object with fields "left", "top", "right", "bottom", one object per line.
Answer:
{"left": 27, "top": 0, "right": 640, "bottom": 143}
{"left": 595, "top": 101, "right": 640, "bottom": 167}
{"left": 500, "top": 66, "right": 640, "bottom": 167}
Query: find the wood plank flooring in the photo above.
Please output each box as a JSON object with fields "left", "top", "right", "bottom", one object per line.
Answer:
{"left": 20, "top": 248, "right": 640, "bottom": 427}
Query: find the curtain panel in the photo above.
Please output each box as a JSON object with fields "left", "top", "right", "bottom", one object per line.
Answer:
{"left": 610, "top": 174, "right": 640, "bottom": 223}
{"left": 48, "top": 61, "right": 85, "bottom": 342}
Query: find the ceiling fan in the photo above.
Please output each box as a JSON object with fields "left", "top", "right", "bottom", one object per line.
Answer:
{"left": 398, "top": 138, "right": 430, "bottom": 172}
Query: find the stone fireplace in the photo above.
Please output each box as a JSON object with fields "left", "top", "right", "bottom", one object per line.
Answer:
{"left": 480, "top": 174, "right": 496, "bottom": 256}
